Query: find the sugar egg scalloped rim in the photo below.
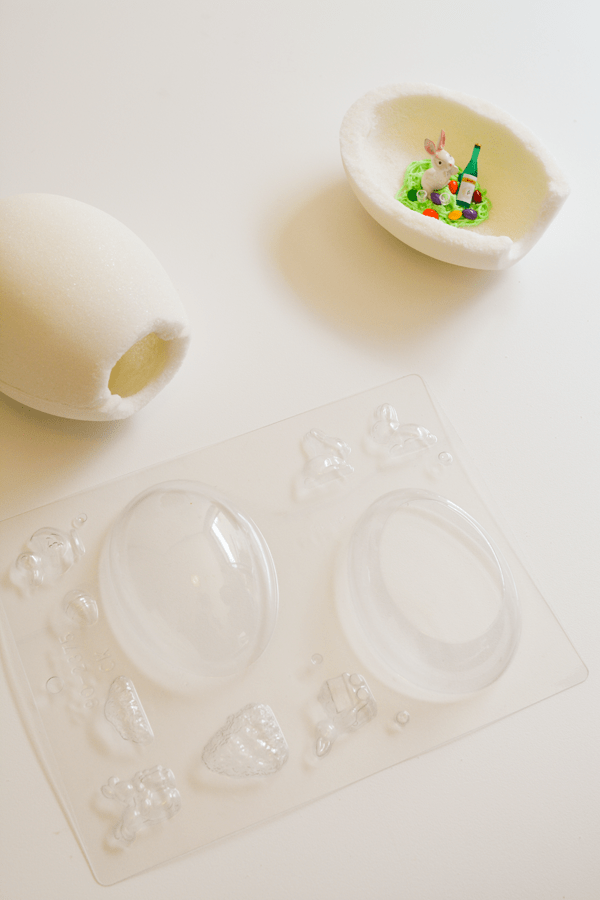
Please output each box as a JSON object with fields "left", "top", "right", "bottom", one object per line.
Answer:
{"left": 340, "top": 83, "right": 570, "bottom": 269}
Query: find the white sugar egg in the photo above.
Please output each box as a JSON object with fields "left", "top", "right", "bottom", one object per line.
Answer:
{"left": 0, "top": 194, "right": 190, "bottom": 420}
{"left": 340, "top": 83, "right": 570, "bottom": 269}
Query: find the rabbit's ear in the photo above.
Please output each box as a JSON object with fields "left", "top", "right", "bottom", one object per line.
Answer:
{"left": 437, "top": 130, "right": 446, "bottom": 151}
{"left": 424, "top": 138, "right": 436, "bottom": 156}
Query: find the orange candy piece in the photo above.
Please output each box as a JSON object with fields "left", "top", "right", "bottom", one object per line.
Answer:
{"left": 423, "top": 208, "right": 439, "bottom": 219}
{"left": 448, "top": 210, "right": 462, "bottom": 221}
{"left": 448, "top": 180, "right": 458, "bottom": 194}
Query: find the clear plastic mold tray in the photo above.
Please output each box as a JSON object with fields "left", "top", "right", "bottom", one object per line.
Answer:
{"left": 0, "top": 376, "right": 587, "bottom": 884}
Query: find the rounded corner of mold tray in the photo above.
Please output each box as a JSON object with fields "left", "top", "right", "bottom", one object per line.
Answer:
{"left": 100, "top": 480, "right": 279, "bottom": 691}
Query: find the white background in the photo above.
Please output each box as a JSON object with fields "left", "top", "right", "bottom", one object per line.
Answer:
{"left": 1, "top": 1, "right": 598, "bottom": 897}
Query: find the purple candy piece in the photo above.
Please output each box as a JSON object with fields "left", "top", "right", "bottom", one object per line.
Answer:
{"left": 431, "top": 192, "right": 443, "bottom": 205}
{"left": 462, "top": 208, "right": 478, "bottom": 220}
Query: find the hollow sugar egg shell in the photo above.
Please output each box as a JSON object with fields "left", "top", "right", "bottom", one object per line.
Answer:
{"left": 0, "top": 194, "right": 190, "bottom": 420}
{"left": 340, "top": 83, "right": 570, "bottom": 269}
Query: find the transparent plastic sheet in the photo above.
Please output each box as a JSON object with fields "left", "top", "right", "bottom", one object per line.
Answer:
{"left": 0, "top": 375, "right": 587, "bottom": 884}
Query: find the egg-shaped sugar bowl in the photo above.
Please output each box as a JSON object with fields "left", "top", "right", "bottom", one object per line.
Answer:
{"left": 340, "top": 83, "right": 569, "bottom": 270}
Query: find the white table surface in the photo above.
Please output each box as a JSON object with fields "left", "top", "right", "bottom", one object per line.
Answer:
{"left": 1, "top": 1, "right": 598, "bottom": 897}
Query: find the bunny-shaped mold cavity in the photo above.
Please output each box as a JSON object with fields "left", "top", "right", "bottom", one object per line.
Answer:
{"left": 371, "top": 404, "right": 437, "bottom": 458}
{"left": 101, "top": 765, "right": 181, "bottom": 844}
{"left": 301, "top": 429, "right": 354, "bottom": 491}
{"left": 421, "top": 130, "right": 458, "bottom": 198}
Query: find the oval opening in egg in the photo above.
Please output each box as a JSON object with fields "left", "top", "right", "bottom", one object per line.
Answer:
{"left": 108, "top": 332, "right": 170, "bottom": 399}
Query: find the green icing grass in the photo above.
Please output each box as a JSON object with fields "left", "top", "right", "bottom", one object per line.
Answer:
{"left": 396, "top": 159, "right": 491, "bottom": 227}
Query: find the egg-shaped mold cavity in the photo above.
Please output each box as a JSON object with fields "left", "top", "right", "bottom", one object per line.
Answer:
{"left": 0, "top": 194, "right": 190, "bottom": 420}
{"left": 340, "top": 84, "right": 569, "bottom": 269}
{"left": 100, "top": 481, "right": 278, "bottom": 691}
{"left": 348, "top": 489, "right": 520, "bottom": 696}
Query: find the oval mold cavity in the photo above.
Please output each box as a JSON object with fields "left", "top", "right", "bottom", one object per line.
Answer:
{"left": 348, "top": 489, "right": 520, "bottom": 696}
{"left": 101, "top": 481, "right": 278, "bottom": 690}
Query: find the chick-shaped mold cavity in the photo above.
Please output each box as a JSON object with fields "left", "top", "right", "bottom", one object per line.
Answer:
{"left": 0, "top": 194, "right": 190, "bottom": 420}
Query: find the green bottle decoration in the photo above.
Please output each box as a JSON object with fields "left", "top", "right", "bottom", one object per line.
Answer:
{"left": 456, "top": 144, "right": 481, "bottom": 208}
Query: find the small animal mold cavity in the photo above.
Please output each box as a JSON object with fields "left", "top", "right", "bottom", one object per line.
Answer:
{"left": 101, "top": 765, "right": 181, "bottom": 844}
{"left": 64, "top": 589, "right": 99, "bottom": 627}
{"left": 14, "top": 515, "right": 86, "bottom": 589}
{"left": 301, "top": 429, "right": 354, "bottom": 491}
{"left": 348, "top": 489, "right": 521, "bottom": 695}
{"left": 105, "top": 676, "right": 154, "bottom": 744}
{"left": 108, "top": 332, "right": 169, "bottom": 399}
{"left": 100, "top": 482, "right": 278, "bottom": 689}
{"left": 371, "top": 405, "right": 437, "bottom": 457}
{"left": 202, "top": 703, "right": 289, "bottom": 777}
{"left": 315, "top": 672, "right": 377, "bottom": 757}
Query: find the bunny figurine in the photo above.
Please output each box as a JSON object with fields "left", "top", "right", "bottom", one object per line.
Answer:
{"left": 421, "top": 130, "right": 458, "bottom": 197}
